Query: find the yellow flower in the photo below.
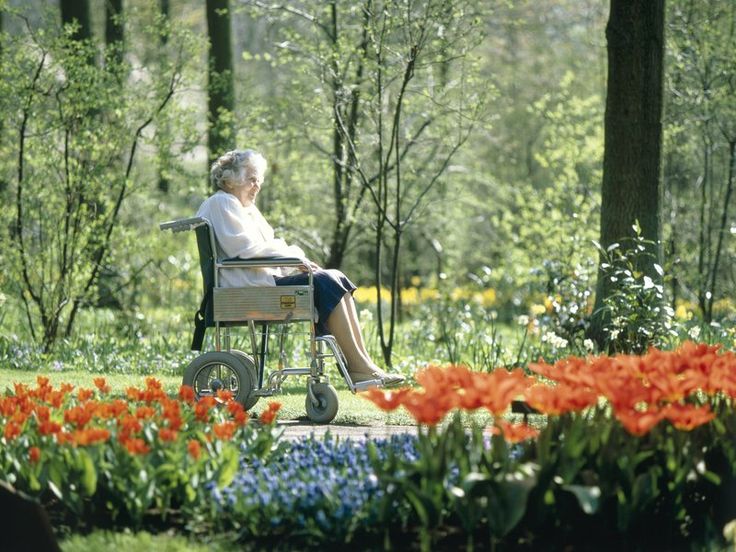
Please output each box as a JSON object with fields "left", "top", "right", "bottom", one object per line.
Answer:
{"left": 530, "top": 304, "right": 546, "bottom": 316}
{"left": 353, "top": 286, "right": 376, "bottom": 304}
{"left": 481, "top": 288, "right": 496, "bottom": 307}
{"left": 420, "top": 288, "right": 440, "bottom": 302}
{"left": 402, "top": 287, "right": 419, "bottom": 306}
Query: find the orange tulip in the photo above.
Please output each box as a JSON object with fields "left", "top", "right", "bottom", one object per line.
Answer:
{"left": 123, "top": 437, "right": 150, "bottom": 455}
{"left": 77, "top": 388, "right": 94, "bottom": 402}
{"left": 178, "top": 385, "right": 196, "bottom": 404}
{"left": 93, "top": 377, "right": 111, "bottom": 394}
{"left": 158, "top": 427, "right": 178, "bottom": 442}
{"left": 614, "top": 408, "right": 664, "bottom": 436}
{"left": 213, "top": 421, "right": 237, "bottom": 440}
{"left": 187, "top": 439, "right": 201, "bottom": 460}
{"left": 135, "top": 406, "right": 156, "bottom": 420}
{"left": 361, "top": 388, "right": 411, "bottom": 411}
{"left": 491, "top": 419, "right": 540, "bottom": 443}
{"left": 662, "top": 403, "right": 715, "bottom": 431}
{"left": 38, "top": 421, "right": 62, "bottom": 436}
{"left": 227, "top": 401, "right": 249, "bottom": 426}
{"left": 72, "top": 428, "right": 111, "bottom": 446}
{"left": 195, "top": 396, "right": 217, "bottom": 422}
{"left": 401, "top": 392, "right": 451, "bottom": 426}
{"left": 216, "top": 389, "right": 234, "bottom": 403}
{"left": 524, "top": 384, "right": 598, "bottom": 415}
{"left": 4, "top": 421, "right": 22, "bottom": 441}
{"left": 29, "top": 446, "right": 41, "bottom": 463}
{"left": 259, "top": 401, "right": 282, "bottom": 425}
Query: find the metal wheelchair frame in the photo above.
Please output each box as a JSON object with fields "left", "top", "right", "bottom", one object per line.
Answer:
{"left": 160, "top": 216, "right": 382, "bottom": 423}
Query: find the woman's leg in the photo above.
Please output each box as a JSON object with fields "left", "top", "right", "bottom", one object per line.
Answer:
{"left": 343, "top": 294, "right": 370, "bottom": 358}
{"left": 326, "top": 293, "right": 404, "bottom": 384}
{"left": 325, "top": 296, "right": 375, "bottom": 377}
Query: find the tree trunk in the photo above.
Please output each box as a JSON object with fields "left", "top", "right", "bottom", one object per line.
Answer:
{"left": 105, "top": 0, "right": 124, "bottom": 66}
{"left": 590, "top": 0, "right": 666, "bottom": 342}
{"left": 60, "top": 0, "right": 92, "bottom": 42}
{"left": 206, "top": 0, "right": 235, "bottom": 170}
{"left": 157, "top": 0, "right": 171, "bottom": 193}
{"left": 0, "top": 8, "right": 5, "bottom": 195}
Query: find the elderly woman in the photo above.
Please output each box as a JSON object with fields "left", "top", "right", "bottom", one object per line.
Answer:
{"left": 196, "top": 149, "right": 403, "bottom": 387}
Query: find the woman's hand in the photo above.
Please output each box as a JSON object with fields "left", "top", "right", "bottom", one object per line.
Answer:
{"left": 300, "top": 259, "right": 322, "bottom": 272}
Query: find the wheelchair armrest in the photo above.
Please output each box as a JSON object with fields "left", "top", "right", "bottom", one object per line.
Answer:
{"left": 159, "top": 217, "right": 208, "bottom": 233}
{"left": 218, "top": 256, "right": 305, "bottom": 269}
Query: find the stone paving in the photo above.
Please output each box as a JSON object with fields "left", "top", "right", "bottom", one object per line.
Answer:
{"left": 277, "top": 419, "right": 415, "bottom": 441}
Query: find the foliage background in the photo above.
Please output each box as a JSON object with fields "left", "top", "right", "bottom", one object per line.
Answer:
{"left": 0, "top": 0, "right": 733, "bottom": 360}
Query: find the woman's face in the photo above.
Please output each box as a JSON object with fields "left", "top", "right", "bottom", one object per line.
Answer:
{"left": 236, "top": 172, "right": 263, "bottom": 206}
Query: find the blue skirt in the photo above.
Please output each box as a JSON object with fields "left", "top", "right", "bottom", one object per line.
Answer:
{"left": 275, "top": 269, "right": 357, "bottom": 335}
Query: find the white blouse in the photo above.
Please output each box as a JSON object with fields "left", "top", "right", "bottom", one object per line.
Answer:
{"left": 195, "top": 191, "right": 306, "bottom": 287}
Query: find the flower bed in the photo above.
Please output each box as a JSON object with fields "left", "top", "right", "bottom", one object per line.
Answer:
{"left": 2, "top": 342, "right": 736, "bottom": 549}
{"left": 0, "top": 376, "right": 282, "bottom": 529}
{"left": 363, "top": 341, "right": 736, "bottom": 550}
{"left": 212, "top": 434, "right": 419, "bottom": 544}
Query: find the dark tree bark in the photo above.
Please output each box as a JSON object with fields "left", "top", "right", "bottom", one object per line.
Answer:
{"left": 60, "top": 0, "right": 92, "bottom": 42}
{"left": 105, "top": 0, "right": 124, "bottom": 66}
{"left": 0, "top": 8, "right": 5, "bottom": 195}
{"left": 206, "top": 0, "right": 235, "bottom": 170}
{"left": 590, "top": 0, "right": 666, "bottom": 342}
{"left": 157, "top": 0, "right": 171, "bottom": 193}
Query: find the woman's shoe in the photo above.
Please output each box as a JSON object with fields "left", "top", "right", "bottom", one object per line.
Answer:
{"left": 347, "top": 365, "right": 405, "bottom": 388}
{"left": 372, "top": 369, "right": 405, "bottom": 386}
{"left": 381, "top": 372, "right": 405, "bottom": 386}
{"left": 348, "top": 368, "right": 384, "bottom": 386}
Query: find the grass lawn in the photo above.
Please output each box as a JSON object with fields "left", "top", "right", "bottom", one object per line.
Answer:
{"left": 0, "top": 367, "right": 418, "bottom": 425}
{"left": 61, "top": 530, "right": 233, "bottom": 552}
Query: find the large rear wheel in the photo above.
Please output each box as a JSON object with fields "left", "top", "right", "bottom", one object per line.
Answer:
{"left": 229, "top": 350, "right": 260, "bottom": 410}
{"left": 183, "top": 352, "right": 254, "bottom": 407}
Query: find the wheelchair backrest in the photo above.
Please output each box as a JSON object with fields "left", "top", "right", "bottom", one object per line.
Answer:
{"left": 195, "top": 223, "right": 215, "bottom": 296}
{"left": 194, "top": 222, "right": 217, "bottom": 327}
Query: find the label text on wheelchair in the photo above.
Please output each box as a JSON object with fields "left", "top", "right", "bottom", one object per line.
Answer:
{"left": 280, "top": 296, "right": 297, "bottom": 309}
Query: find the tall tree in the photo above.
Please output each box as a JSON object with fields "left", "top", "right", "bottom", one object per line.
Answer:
{"left": 105, "top": 0, "right": 124, "bottom": 66}
{"left": 206, "top": 0, "right": 235, "bottom": 168}
{"left": 666, "top": 0, "right": 736, "bottom": 323}
{"left": 157, "top": 0, "right": 171, "bottom": 193}
{"left": 60, "top": 0, "right": 91, "bottom": 42}
{"left": 590, "top": 0, "right": 666, "bottom": 346}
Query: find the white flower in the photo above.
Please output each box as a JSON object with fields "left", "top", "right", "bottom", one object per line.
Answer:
{"left": 583, "top": 339, "right": 595, "bottom": 353}
{"left": 517, "top": 315, "right": 530, "bottom": 327}
{"left": 609, "top": 329, "right": 621, "bottom": 340}
{"left": 688, "top": 326, "right": 701, "bottom": 340}
{"left": 541, "top": 331, "right": 568, "bottom": 349}
{"left": 359, "top": 309, "right": 374, "bottom": 323}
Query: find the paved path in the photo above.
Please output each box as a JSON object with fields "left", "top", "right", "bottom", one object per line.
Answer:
{"left": 277, "top": 420, "right": 415, "bottom": 441}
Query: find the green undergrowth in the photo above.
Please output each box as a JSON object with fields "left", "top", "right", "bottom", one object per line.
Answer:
{"left": 61, "top": 530, "right": 232, "bottom": 552}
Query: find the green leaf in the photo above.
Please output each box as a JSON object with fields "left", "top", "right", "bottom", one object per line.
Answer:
{"left": 79, "top": 450, "right": 98, "bottom": 496}
{"left": 217, "top": 447, "right": 239, "bottom": 488}
{"left": 561, "top": 484, "right": 601, "bottom": 515}
{"left": 487, "top": 463, "right": 538, "bottom": 538}
{"left": 48, "top": 480, "right": 63, "bottom": 500}
{"left": 405, "top": 488, "right": 436, "bottom": 527}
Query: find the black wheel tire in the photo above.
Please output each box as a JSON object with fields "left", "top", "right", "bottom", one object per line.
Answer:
{"left": 305, "top": 383, "right": 339, "bottom": 424}
{"left": 183, "top": 352, "right": 254, "bottom": 407}
{"left": 229, "top": 350, "right": 260, "bottom": 411}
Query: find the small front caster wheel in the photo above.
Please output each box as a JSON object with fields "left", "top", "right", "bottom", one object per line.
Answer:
{"left": 305, "top": 383, "right": 339, "bottom": 424}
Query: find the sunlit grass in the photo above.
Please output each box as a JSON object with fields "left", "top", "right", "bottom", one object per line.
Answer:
{"left": 61, "top": 530, "right": 232, "bottom": 552}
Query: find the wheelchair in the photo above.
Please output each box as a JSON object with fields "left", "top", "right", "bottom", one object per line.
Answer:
{"left": 159, "top": 217, "right": 383, "bottom": 423}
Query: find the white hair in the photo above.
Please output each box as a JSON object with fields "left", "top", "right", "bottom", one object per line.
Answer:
{"left": 209, "top": 149, "right": 267, "bottom": 190}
